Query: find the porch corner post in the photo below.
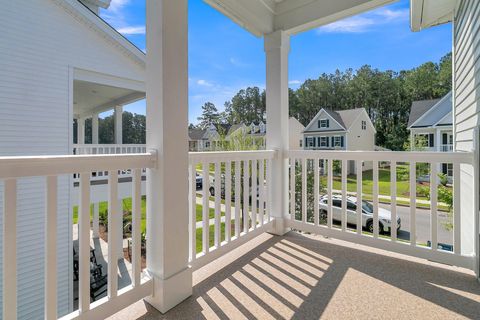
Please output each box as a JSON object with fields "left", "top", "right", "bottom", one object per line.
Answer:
{"left": 145, "top": 0, "right": 192, "bottom": 313}
{"left": 265, "top": 30, "right": 290, "bottom": 235}
{"left": 78, "top": 117, "right": 85, "bottom": 145}
{"left": 92, "top": 113, "right": 99, "bottom": 144}
{"left": 114, "top": 106, "right": 123, "bottom": 144}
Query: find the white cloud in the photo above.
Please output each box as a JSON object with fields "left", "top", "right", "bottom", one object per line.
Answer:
{"left": 196, "top": 79, "right": 214, "bottom": 87}
{"left": 289, "top": 80, "right": 302, "bottom": 86}
{"left": 316, "top": 7, "right": 408, "bottom": 34}
{"left": 109, "top": 0, "right": 130, "bottom": 13}
{"left": 116, "top": 26, "right": 146, "bottom": 35}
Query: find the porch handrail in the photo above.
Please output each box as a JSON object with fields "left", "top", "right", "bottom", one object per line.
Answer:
{"left": 0, "top": 152, "right": 156, "bottom": 319}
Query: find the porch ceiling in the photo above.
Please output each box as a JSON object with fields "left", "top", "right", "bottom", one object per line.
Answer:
{"left": 203, "top": 0, "right": 397, "bottom": 36}
{"left": 410, "top": 0, "right": 456, "bottom": 32}
{"left": 73, "top": 80, "right": 145, "bottom": 118}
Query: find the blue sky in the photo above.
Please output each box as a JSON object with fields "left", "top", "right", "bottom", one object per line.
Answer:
{"left": 100, "top": 0, "right": 452, "bottom": 124}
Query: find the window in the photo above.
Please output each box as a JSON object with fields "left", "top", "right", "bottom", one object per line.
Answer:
{"left": 299, "top": 139, "right": 303, "bottom": 147}
{"left": 361, "top": 120, "right": 367, "bottom": 130}
{"left": 318, "top": 119, "right": 329, "bottom": 128}
{"left": 306, "top": 137, "right": 314, "bottom": 147}
{"left": 320, "top": 136, "right": 328, "bottom": 147}
{"left": 334, "top": 136, "right": 342, "bottom": 147}
{"left": 347, "top": 202, "right": 357, "bottom": 211}
{"left": 442, "top": 163, "right": 453, "bottom": 177}
{"left": 415, "top": 134, "right": 434, "bottom": 148}
{"left": 332, "top": 199, "right": 342, "bottom": 208}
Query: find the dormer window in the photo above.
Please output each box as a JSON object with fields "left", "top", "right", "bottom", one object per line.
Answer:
{"left": 318, "top": 119, "right": 329, "bottom": 128}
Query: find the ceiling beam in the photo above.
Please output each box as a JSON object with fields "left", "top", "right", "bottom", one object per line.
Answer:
{"left": 275, "top": 0, "right": 398, "bottom": 34}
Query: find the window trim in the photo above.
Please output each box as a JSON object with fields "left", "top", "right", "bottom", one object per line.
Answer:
{"left": 319, "top": 118, "right": 329, "bottom": 128}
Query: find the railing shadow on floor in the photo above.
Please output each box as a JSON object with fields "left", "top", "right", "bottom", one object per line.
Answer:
{"left": 109, "top": 231, "right": 480, "bottom": 320}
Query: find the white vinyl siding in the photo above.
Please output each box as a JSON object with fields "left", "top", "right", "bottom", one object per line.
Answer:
{"left": 0, "top": 0, "right": 145, "bottom": 318}
{"left": 453, "top": 0, "right": 480, "bottom": 256}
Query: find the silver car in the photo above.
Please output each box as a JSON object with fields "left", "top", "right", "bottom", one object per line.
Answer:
{"left": 319, "top": 195, "right": 401, "bottom": 233}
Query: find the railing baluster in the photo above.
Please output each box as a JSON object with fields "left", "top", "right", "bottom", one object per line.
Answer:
{"left": 410, "top": 161, "right": 417, "bottom": 246}
{"left": 373, "top": 160, "right": 379, "bottom": 238}
{"left": 259, "top": 159, "right": 265, "bottom": 226}
{"left": 290, "top": 157, "right": 296, "bottom": 221}
{"left": 202, "top": 162, "right": 209, "bottom": 254}
{"left": 314, "top": 158, "right": 319, "bottom": 226}
{"left": 327, "top": 159, "right": 333, "bottom": 228}
{"left": 430, "top": 163, "right": 438, "bottom": 251}
{"left": 79, "top": 173, "right": 91, "bottom": 312}
{"left": 341, "top": 159, "right": 347, "bottom": 232}
{"left": 453, "top": 163, "right": 461, "bottom": 254}
{"left": 214, "top": 162, "right": 221, "bottom": 248}
{"left": 390, "top": 161, "right": 397, "bottom": 242}
{"left": 108, "top": 170, "right": 119, "bottom": 299}
{"left": 302, "top": 158, "right": 307, "bottom": 224}
{"left": 45, "top": 176, "right": 57, "bottom": 320}
{"left": 235, "top": 161, "right": 241, "bottom": 237}
{"left": 356, "top": 160, "right": 362, "bottom": 235}
{"left": 243, "top": 160, "right": 250, "bottom": 233}
{"left": 266, "top": 158, "right": 272, "bottom": 222}
{"left": 3, "top": 179, "right": 17, "bottom": 320}
{"left": 252, "top": 159, "right": 258, "bottom": 229}
{"left": 132, "top": 168, "right": 142, "bottom": 287}
{"left": 189, "top": 162, "right": 197, "bottom": 261}
{"left": 225, "top": 161, "right": 232, "bottom": 242}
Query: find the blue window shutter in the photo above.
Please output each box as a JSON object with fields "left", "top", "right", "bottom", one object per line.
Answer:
{"left": 313, "top": 137, "right": 316, "bottom": 147}
{"left": 341, "top": 136, "right": 344, "bottom": 147}
{"left": 331, "top": 136, "right": 334, "bottom": 146}
{"left": 318, "top": 120, "right": 321, "bottom": 128}
{"left": 305, "top": 137, "right": 308, "bottom": 147}
{"left": 326, "top": 119, "right": 329, "bottom": 128}
{"left": 326, "top": 137, "right": 329, "bottom": 147}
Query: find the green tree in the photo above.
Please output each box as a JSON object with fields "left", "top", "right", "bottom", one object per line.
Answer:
{"left": 197, "top": 102, "right": 220, "bottom": 129}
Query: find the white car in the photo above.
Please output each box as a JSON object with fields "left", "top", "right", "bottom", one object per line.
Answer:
{"left": 319, "top": 195, "right": 401, "bottom": 234}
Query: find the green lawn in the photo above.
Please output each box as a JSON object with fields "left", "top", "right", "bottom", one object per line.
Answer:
{"left": 73, "top": 197, "right": 222, "bottom": 234}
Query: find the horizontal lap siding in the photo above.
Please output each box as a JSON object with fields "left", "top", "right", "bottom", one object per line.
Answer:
{"left": 0, "top": 0, "right": 144, "bottom": 318}
{"left": 454, "top": 0, "right": 480, "bottom": 257}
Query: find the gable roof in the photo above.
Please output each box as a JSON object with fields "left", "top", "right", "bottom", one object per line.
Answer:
{"left": 304, "top": 108, "right": 371, "bottom": 133}
{"left": 52, "top": 0, "right": 145, "bottom": 66}
{"left": 408, "top": 92, "right": 452, "bottom": 128}
{"left": 188, "top": 128, "right": 206, "bottom": 140}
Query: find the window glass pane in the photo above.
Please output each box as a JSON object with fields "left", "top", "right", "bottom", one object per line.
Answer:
{"left": 332, "top": 199, "right": 342, "bottom": 208}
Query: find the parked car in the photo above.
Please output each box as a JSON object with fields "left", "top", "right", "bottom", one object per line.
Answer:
{"left": 319, "top": 195, "right": 401, "bottom": 234}
{"left": 195, "top": 172, "right": 203, "bottom": 190}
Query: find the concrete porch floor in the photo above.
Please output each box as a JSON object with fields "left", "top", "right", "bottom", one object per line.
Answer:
{"left": 108, "top": 231, "right": 480, "bottom": 319}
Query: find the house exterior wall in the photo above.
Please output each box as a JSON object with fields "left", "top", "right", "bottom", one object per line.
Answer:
{"left": 303, "top": 132, "right": 346, "bottom": 150}
{"left": 288, "top": 117, "right": 305, "bottom": 150}
{"left": 453, "top": 0, "right": 480, "bottom": 257}
{"left": 0, "top": 0, "right": 145, "bottom": 317}
{"left": 346, "top": 111, "right": 375, "bottom": 152}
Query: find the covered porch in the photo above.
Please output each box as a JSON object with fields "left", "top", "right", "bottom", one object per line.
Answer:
{"left": 0, "top": 0, "right": 479, "bottom": 320}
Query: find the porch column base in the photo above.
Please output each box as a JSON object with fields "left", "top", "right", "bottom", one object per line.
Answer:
{"left": 144, "top": 267, "right": 192, "bottom": 314}
{"left": 268, "top": 217, "right": 290, "bottom": 236}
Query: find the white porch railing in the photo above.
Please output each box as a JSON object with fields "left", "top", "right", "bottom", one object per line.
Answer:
{"left": 188, "top": 150, "right": 275, "bottom": 270}
{"left": 73, "top": 144, "right": 147, "bottom": 155}
{"left": 286, "top": 150, "right": 477, "bottom": 270}
{"left": 440, "top": 144, "right": 454, "bottom": 152}
{"left": 0, "top": 153, "right": 155, "bottom": 320}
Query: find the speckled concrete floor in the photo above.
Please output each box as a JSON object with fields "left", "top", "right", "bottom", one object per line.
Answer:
{"left": 108, "top": 231, "right": 480, "bottom": 320}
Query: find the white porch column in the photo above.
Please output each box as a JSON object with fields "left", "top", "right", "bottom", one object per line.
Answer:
{"left": 92, "top": 113, "right": 99, "bottom": 144}
{"left": 145, "top": 0, "right": 191, "bottom": 313}
{"left": 265, "top": 30, "right": 290, "bottom": 235}
{"left": 77, "top": 117, "right": 85, "bottom": 145}
{"left": 114, "top": 106, "right": 123, "bottom": 144}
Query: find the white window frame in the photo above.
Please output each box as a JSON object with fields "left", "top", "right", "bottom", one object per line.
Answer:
{"left": 319, "top": 119, "right": 329, "bottom": 128}
{"left": 334, "top": 136, "right": 342, "bottom": 147}
{"left": 361, "top": 120, "right": 366, "bottom": 130}
{"left": 320, "top": 136, "right": 328, "bottom": 147}
{"left": 306, "top": 137, "right": 314, "bottom": 147}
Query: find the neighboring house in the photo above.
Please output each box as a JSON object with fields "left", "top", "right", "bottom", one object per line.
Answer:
{"left": 408, "top": 92, "right": 453, "bottom": 177}
{"left": 302, "top": 108, "right": 376, "bottom": 173}
{"left": 289, "top": 117, "right": 305, "bottom": 150}
{"left": 190, "top": 118, "right": 304, "bottom": 151}
{"left": 0, "top": 0, "right": 145, "bottom": 317}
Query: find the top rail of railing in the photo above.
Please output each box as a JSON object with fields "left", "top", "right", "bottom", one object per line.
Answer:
{"left": 189, "top": 150, "right": 276, "bottom": 162}
{"left": 287, "top": 150, "right": 475, "bottom": 165}
{"left": 0, "top": 153, "right": 156, "bottom": 179}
